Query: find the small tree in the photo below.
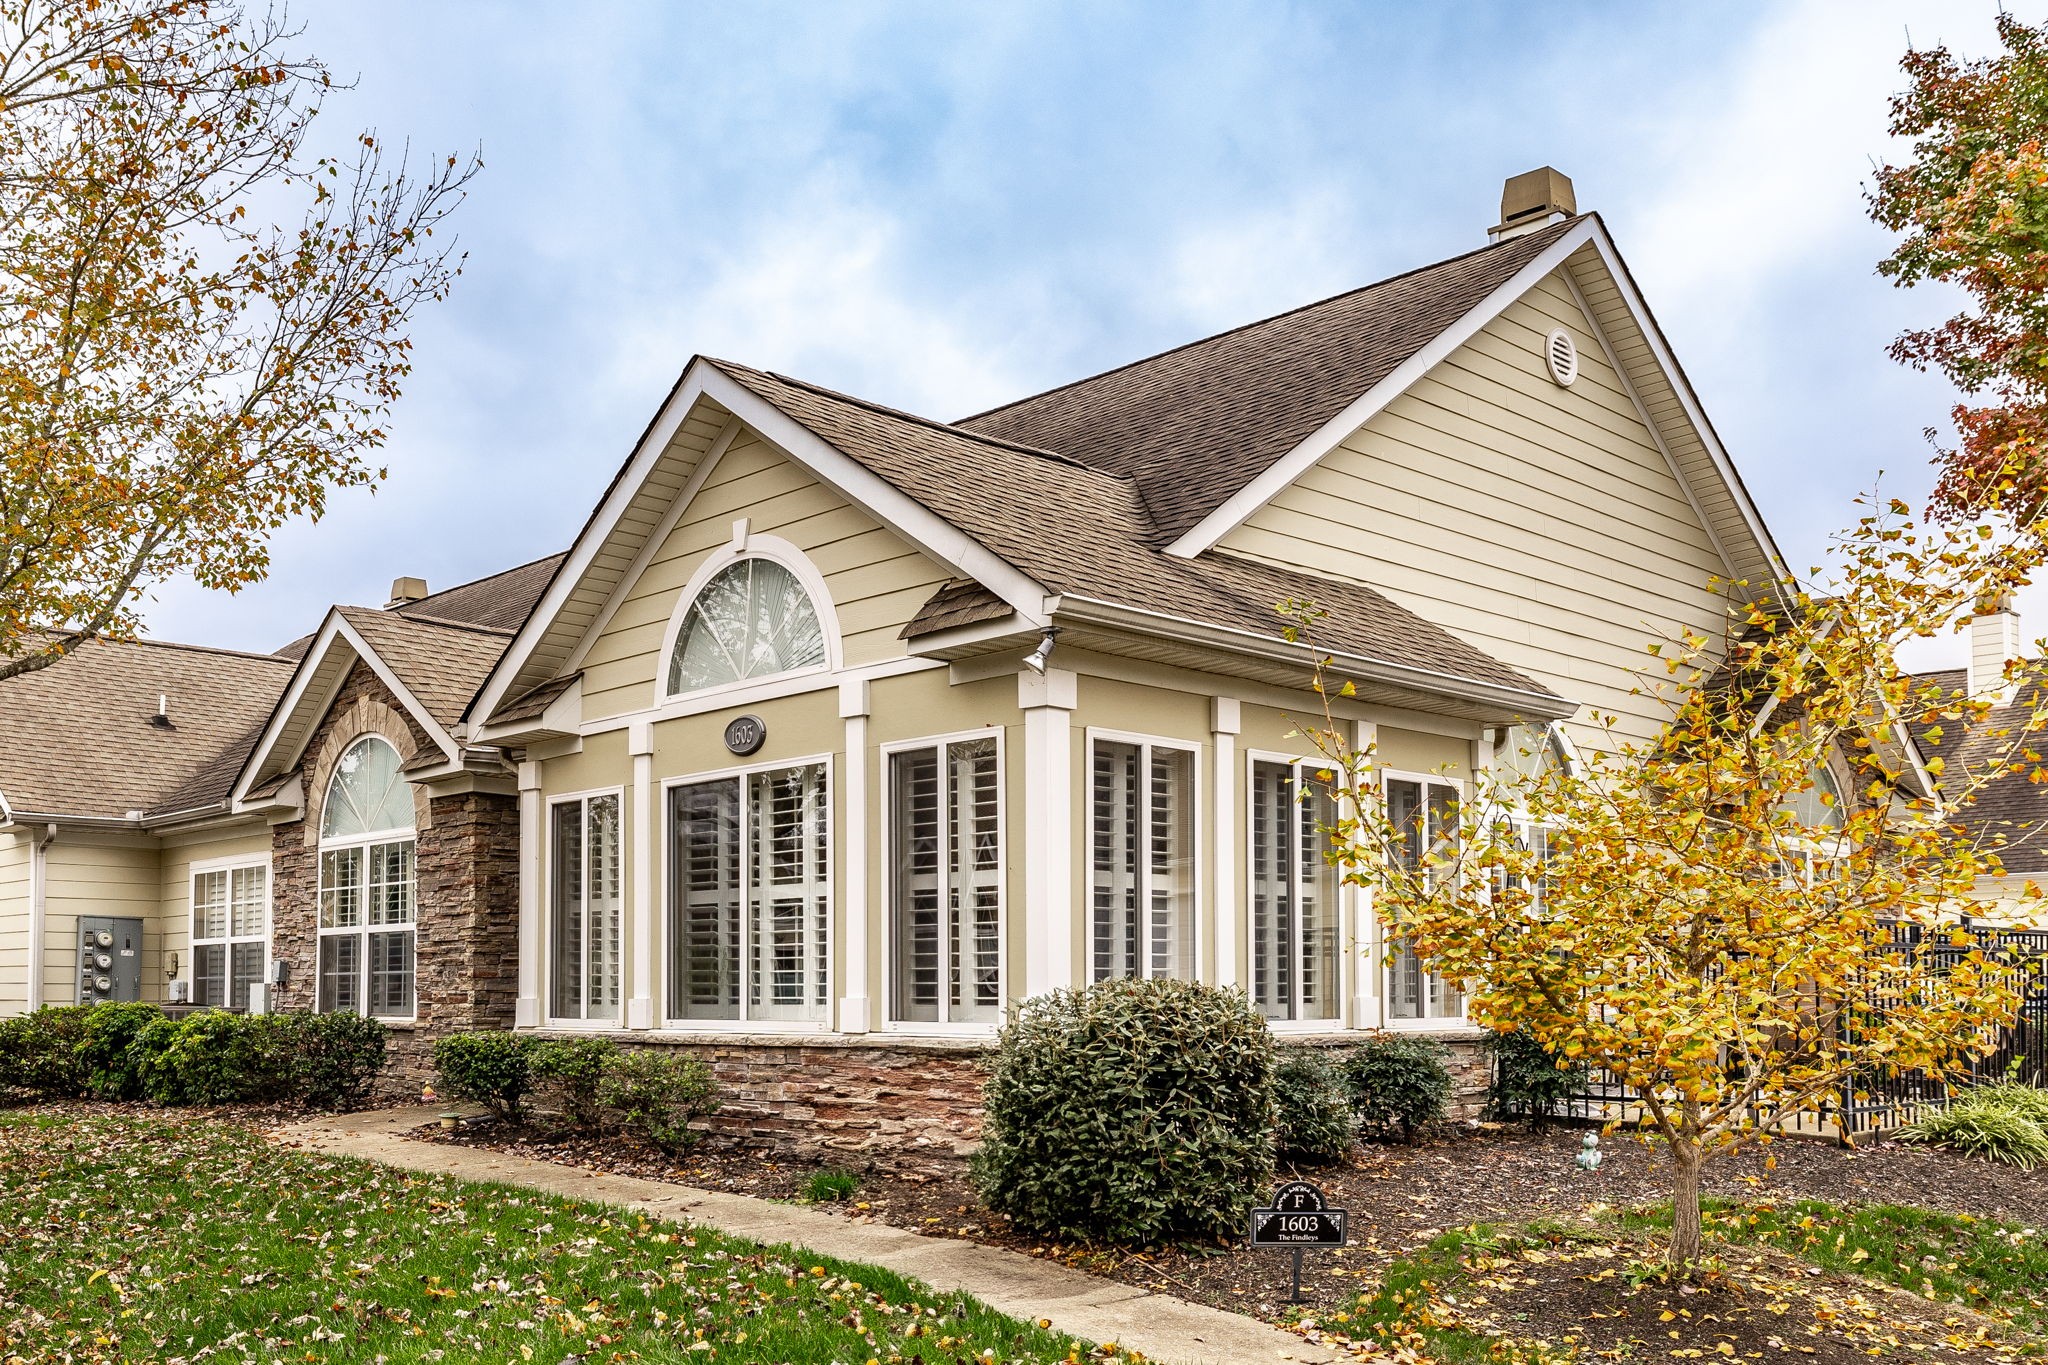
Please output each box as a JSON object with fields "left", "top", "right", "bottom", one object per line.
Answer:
{"left": 0, "top": 0, "right": 477, "bottom": 680}
{"left": 1296, "top": 493, "right": 2047, "bottom": 1269}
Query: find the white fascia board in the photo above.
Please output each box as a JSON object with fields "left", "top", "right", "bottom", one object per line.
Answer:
{"left": 1053, "top": 594, "right": 1577, "bottom": 720}
{"left": 1166, "top": 218, "right": 1601, "bottom": 558}
{"left": 230, "top": 610, "right": 460, "bottom": 809}
{"left": 471, "top": 358, "right": 1052, "bottom": 731}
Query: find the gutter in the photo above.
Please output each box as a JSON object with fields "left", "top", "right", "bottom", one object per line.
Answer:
{"left": 25, "top": 823, "right": 55, "bottom": 1011}
{"left": 1050, "top": 594, "right": 1578, "bottom": 720}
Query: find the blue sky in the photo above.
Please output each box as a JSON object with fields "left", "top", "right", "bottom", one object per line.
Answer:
{"left": 146, "top": 0, "right": 2039, "bottom": 670}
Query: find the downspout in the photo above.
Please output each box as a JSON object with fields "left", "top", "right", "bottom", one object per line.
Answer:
{"left": 25, "top": 823, "right": 55, "bottom": 1011}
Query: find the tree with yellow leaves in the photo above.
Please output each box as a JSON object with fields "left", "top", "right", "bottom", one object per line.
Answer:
{"left": 1296, "top": 491, "right": 2048, "bottom": 1269}
{"left": 0, "top": 0, "right": 477, "bottom": 680}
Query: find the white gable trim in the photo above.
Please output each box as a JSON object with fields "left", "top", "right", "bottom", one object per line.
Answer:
{"left": 1165, "top": 219, "right": 1601, "bottom": 558}
{"left": 229, "top": 612, "right": 460, "bottom": 810}
{"left": 1165, "top": 217, "right": 1790, "bottom": 592}
{"left": 470, "top": 359, "right": 1050, "bottom": 728}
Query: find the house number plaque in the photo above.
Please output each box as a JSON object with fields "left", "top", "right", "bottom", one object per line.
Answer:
{"left": 1249, "top": 1180, "right": 1349, "bottom": 1302}
{"left": 723, "top": 714, "right": 767, "bottom": 756}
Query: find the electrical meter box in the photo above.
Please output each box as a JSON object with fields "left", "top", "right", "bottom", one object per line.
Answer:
{"left": 78, "top": 917, "right": 144, "bottom": 1004}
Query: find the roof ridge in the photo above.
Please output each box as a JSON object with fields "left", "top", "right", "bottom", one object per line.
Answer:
{"left": 709, "top": 358, "right": 1122, "bottom": 477}
{"left": 395, "top": 550, "right": 566, "bottom": 614}
{"left": 339, "top": 604, "right": 516, "bottom": 640}
{"left": 78, "top": 635, "right": 300, "bottom": 668}
{"left": 955, "top": 216, "right": 1586, "bottom": 428}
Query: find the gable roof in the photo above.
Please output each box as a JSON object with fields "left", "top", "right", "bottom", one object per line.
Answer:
{"left": 0, "top": 637, "right": 294, "bottom": 822}
{"left": 959, "top": 218, "right": 1584, "bottom": 545}
{"left": 1909, "top": 667, "right": 2048, "bottom": 876}
{"left": 393, "top": 553, "right": 566, "bottom": 632}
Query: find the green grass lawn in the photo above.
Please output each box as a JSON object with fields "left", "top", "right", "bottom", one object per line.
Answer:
{"left": 0, "top": 1107, "right": 1095, "bottom": 1365}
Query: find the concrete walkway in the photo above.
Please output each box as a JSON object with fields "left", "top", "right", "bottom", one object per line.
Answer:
{"left": 275, "top": 1107, "right": 1358, "bottom": 1365}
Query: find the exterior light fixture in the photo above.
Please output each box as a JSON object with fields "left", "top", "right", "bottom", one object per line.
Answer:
{"left": 1022, "top": 629, "right": 1059, "bottom": 676}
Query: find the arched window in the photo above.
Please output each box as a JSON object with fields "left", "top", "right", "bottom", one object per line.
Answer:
{"left": 1791, "top": 763, "right": 1846, "bottom": 830}
{"left": 666, "top": 556, "right": 827, "bottom": 697}
{"left": 317, "top": 736, "right": 417, "bottom": 1018}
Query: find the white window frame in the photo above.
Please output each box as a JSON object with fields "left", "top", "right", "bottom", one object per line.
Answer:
{"left": 1084, "top": 728, "right": 1203, "bottom": 985}
{"left": 880, "top": 727, "right": 1007, "bottom": 1035}
{"left": 545, "top": 785, "right": 627, "bottom": 1028}
{"left": 659, "top": 751, "right": 835, "bottom": 1032}
{"left": 654, "top": 532, "right": 844, "bottom": 706}
{"left": 1376, "top": 768, "right": 1470, "bottom": 1030}
{"left": 189, "top": 853, "right": 271, "bottom": 1011}
{"left": 316, "top": 735, "right": 418, "bottom": 1023}
{"left": 1244, "top": 750, "right": 1346, "bottom": 1031}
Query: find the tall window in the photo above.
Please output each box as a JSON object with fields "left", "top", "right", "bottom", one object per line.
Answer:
{"left": 1384, "top": 774, "right": 1463, "bottom": 1021}
{"left": 668, "top": 763, "right": 829, "bottom": 1024}
{"left": 667, "top": 557, "right": 827, "bottom": 696}
{"left": 1249, "top": 759, "right": 1341, "bottom": 1022}
{"left": 1494, "top": 724, "right": 1564, "bottom": 918}
{"left": 192, "top": 862, "right": 268, "bottom": 1009}
{"left": 1089, "top": 737, "right": 1194, "bottom": 982}
{"left": 889, "top": 736, "right": 1002, "bottom": 1026}
{"left": 318, "top": 736, "right": 417, "bottom": 1018}
{"left": 550, "top": 792, "right": 623, "bottom": 1022}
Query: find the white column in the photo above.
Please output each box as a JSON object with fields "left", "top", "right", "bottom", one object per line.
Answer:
{"left": 25, "top": 825, "right": 53, "bottom": 1011}
{"left": 626, "top": 720, "right": 656, "bottom": 1030}
{"left": 1349, "top": 719, "right": 1379, "bottom": 1030}
{"left": 1021, "top": 666, "right": 1078, "bottom": 998}
{"left": 515, "top": 760, "right": 544, "bottom": 1028}
{"left": 837, "top": 680, "right": 872, "bottom": 1034}
{"left": 1209, "top": 697, "right": 1240, "bottom": 987}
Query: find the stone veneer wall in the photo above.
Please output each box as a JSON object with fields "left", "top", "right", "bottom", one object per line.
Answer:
{"left": 269, "top": 660, "right": 519, "bottom": 1092}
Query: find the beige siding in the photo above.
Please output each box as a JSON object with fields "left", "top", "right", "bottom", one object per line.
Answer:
{"left": 577, "top": 432, "right": 955, "bottom": 722}
{"left": 1220, "top": 268, "right": 1732, "bottom": 748}
{"left": 159, "top": 825, "right": 274, "bottom": 1003}
{"left": 41, "top": 837, "right": 161, "bottom": 1005}
{"left": 0, "top": 830, "right": 28, "bottom": 1015}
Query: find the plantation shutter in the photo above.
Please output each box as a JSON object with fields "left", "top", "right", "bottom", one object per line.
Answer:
{"left": 949, "top": 738, "right": 1002, "bottom": 1021}
{"left": 672, "top": 779, "right": 742, "bottom": 1019}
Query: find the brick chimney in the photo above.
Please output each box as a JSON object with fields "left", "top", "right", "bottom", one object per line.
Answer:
{"left": 1489, "top": 167, "right": 1577, "bottom": 242}
{"left": 385, "top": 576, "right": 429, "bottom": 609}
{"left": 1967, "top": 593, "right": 2022, "bottom": 704}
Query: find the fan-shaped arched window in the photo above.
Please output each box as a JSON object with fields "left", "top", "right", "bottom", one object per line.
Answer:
{"left": 666, "top": 557, "right": 827, "bottom": 697}
{"left": 317, "top": 736, "right": 417, "bottom": 1019}
{"left": 1790, "top": 763, "right": 1846, "bottom": 830}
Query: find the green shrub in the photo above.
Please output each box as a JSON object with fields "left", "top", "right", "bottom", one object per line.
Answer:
{"left": 0, "top": 1006, "right": 94, "bottom": 1098}
{"left": 76, "top": 1002, "right": 164, "bottom": 1100}
{"left": 1345, "top": 1034, "right": 1452, "bottom": 1143}
{"left": 433, "top": 1032, "right": 536, "bottom": 1119}
{"left": 597, "top": 1048, "right": 719, "bottom": 1154}
{"left": 138, "top": 1011, "right": 294, "bottom": 1105}
{"left": 1273, "top": 1050, "right": 1356, "bottom": 1164}
{"left": 530, "top": 1037, "right": 619, "bottom": 1132}
{"left": 1968, "top": 1081, "right": 2048, "bottom": 1125}
{"left": 1481, "top": 1028, "right": 1586, "bottom": 1128}
{"left": 973, "top": 978, "right": 1275, "bottom": 1244}
{"left": 1900, "top": 1096, "right": 2048, "bottom": 1169}
{"left": 284, "top": 1012, "right": 388, "bottom": 1109}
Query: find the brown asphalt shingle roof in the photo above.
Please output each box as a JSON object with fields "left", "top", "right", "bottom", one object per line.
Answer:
{"left": 394, "top": 553, "right": 566, "bottom": 633}
{"left": 711, "top": 360, "right": 1557, "bottom": 704}
{"left": 957, "top": 218, "right": 1582, "bottom": 544}
{"left": 0, "top": 638, "right": 295, "bottom": 821}
{"left": 1909, "top": 666, "right": 2048, "bottom": 875}
{"left": 334, "top": 607, "right": 512, "bottom": 735}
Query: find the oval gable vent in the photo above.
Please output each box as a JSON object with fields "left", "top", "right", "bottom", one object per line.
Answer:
{"left": 1545, "top": 328, "right": 1579, "bottom": 387}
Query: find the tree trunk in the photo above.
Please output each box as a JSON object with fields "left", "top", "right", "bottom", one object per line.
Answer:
{"left": 1669, "top": 1142, "right": 1704, "bottom": 1269}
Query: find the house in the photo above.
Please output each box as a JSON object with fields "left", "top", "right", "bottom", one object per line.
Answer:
{"left": 0, "top": 170, "right": 1793, "bottom": 1144}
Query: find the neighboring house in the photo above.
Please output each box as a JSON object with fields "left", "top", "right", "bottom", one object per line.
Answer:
{"left": 0, "top": 169, "right": 1793, "bottom": 1142}
{"left": 1910, "top": 597, "right": 2048, "bottom": 926}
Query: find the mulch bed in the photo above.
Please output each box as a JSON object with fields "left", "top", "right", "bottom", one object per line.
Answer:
{"left": 418, "top": 1118, "right": 2048, "bottom": 1357}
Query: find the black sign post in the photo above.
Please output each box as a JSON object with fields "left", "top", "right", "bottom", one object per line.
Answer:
{"left": 1248, "top": 1180, "right": 1348, "bottom": 1303}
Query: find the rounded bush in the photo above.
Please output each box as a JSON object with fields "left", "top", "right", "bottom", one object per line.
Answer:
{"left": 1345, "top": 1034, "right": 1452, "bottom": 1142}
{"left": 138, "top": 1011, "right": 294, "bottom": 1105}
{"left": 1481, "top": 1027, "right": 1586, "bottom": 1129}
{"left": 434, "top": 1031, "right": 535, "bottom": 1118}
{"left": 973, "top": 978, "right": 1275, "bottom": 1244}
{"left": 1901, "top": 1097, "right": 2048, "bottom": 1169}
{"left": 284, "top": 1012, "right": 388, "bottom": 1110}
{"left": 1273, "top": 1050, "right": 1356, "bottom": 1164}
{"left": 76, "top": 1002, "right": 164, "bottom": 1100}
{"left": 597, "top": 1048, "right": 719, "bottom": 1153}
{"left": 530, "top": 1036, "right": 619, "bottom": 1132}
{"left": 0, "top": 1005, "right": 94, "bottom": 1099}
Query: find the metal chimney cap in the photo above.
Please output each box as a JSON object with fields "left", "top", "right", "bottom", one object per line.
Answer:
{"left": 1491, "top": 167, "right": 1576, "bottom": 241}
{"left": 386, "top": 576, "right": 429, "bottom": 608}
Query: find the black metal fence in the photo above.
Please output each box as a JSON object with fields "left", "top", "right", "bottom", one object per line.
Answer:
{"left": 1541, "top": 922, "right": 2048, "bottom": 1138}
